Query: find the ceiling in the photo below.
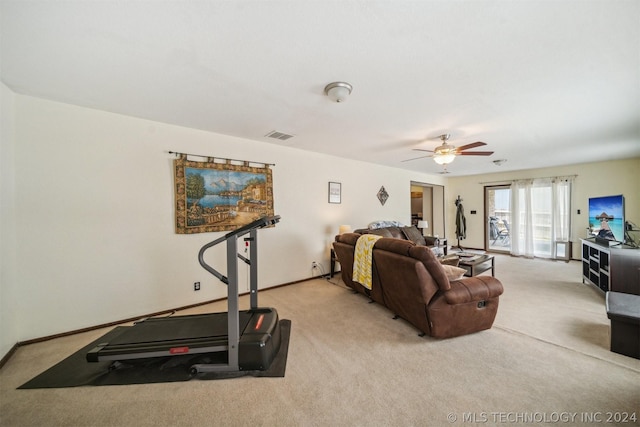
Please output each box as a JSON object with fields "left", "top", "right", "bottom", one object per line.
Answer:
{"left": 2, "top": 1, "right": 639, "bottom": 177}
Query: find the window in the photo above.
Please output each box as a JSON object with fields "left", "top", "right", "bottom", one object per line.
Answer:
{"left": 510, "top": 177, "right": 573, "bottom": 258}
{"left": 486, "top": 186, "right": 511, "bottom": 252}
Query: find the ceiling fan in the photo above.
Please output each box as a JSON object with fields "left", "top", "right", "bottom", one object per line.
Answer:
{"left": 402, "top": 134, "right": 494, "bottom": 168}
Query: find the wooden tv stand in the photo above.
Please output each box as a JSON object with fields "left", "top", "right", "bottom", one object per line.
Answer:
{"left": 581, "top": 238, "right": 640, "bottom": 296}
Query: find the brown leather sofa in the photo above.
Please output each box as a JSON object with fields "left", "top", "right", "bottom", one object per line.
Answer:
{"left": 333, "top": 232, "right": 504, "bottom": 338}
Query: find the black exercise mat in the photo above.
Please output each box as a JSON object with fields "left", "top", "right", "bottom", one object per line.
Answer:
{"left": 19, "top": 319, "right": 291, "bottom": 389}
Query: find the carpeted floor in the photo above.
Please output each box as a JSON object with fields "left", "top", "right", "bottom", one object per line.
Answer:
{"left": 1, "top": 254, "right": 639, "bottom": 426}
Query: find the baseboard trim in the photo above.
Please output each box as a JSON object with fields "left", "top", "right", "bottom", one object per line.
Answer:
{"left": 0, "top": 343, "right": 19, "bottom": 370}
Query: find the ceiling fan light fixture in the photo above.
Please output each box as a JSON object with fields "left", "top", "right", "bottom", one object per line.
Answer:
{"left": 433, "top": 153, "right": 456, "bottom": 165}
{"left": 403, "top": 133, "right": 492, "bottom": 167}
{"left": 324, "top": 81, "right": 352, "bottom": 103}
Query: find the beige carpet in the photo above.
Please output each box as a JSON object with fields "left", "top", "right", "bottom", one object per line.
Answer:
{"left": 1, "top": 254, "right": 639, "bottom": 426}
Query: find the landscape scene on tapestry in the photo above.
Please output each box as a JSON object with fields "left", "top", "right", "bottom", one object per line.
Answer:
{"left": 175, "top": 160, "right": 273, "bottom": 233}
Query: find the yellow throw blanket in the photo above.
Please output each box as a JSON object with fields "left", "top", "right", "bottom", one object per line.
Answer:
{"left": 352, "top": 234, "right": 382, "bottom": 290}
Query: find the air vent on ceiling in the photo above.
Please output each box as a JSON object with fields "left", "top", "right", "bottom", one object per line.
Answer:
{"left": 265, "top": 130, "right": 294, "bottom": 141}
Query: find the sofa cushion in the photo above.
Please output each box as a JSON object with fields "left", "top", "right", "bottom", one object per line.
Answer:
{"left": 371, "top": 236, "right": 414, "bottom": 256}
{"left": 444, "top": 276, "right": 504, "bottom": 305}
{"left": 385, "top": 227, "right": 406, "bottom": 239}
{"left": 441, "top": 264, "right": 466, "bottom": 280}
{"left": 369, "top": 228, "right": 394, "bottom": 238}
{"left": 353, "top": 227, "right": 403, "bottom": 239}
{"left": 401, "top": 226, "right": 427, "bottom": 246}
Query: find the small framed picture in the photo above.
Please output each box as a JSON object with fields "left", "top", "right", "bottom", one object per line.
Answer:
{"left": 328, "top": 182, "right": 341, "bottom": 204}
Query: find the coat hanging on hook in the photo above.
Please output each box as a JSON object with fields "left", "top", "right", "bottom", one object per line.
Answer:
{"left": 455, "top": 196, "right": 466, "bottom": 250}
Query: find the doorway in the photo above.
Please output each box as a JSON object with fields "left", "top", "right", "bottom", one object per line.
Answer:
{"left": 410, "top": 182, "right": 445, "bottom": 239}
{"left": 486, "top": 185, "right": 511, "bottom": 253}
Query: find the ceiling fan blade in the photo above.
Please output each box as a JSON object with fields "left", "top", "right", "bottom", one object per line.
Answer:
{"left": 412, "top": 148, "right": 434, "bottom": 153}
{"left": 401, "top": 155, "right": 432, "bottom": 162}
{"left": 457, "top": 151, "right": 494, "bottom": 156}
{"left": 456, "top": 141, "right": 486, "bottom": 151}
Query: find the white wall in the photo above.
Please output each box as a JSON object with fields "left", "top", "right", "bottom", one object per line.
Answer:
{"left": 3, "top": 89, "right": 636, "bottom": 360}
{"left": 446, "top": 159, "right": 640, "bottom": 257}
{"left": 1, "top": 82, "right": 18, "bottom": 358}
{"left": 1, "top": 91, "right": 445, "bottom": 355}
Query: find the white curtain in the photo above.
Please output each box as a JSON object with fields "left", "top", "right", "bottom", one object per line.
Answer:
{"left": 510, "top": 177, "right": 573, "bottom": 258}
{"left": 511, "top": 179, "right": 534, "bottom": 257}
{"left": 551, "top": 178, "right": 572, "bottom": 257}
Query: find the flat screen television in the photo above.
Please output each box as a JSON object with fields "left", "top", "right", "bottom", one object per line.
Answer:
{"left": 588, "top": 194, "right": 625, "bottom": 243}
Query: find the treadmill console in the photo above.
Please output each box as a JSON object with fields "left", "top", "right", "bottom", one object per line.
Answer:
{"left": 224, "top": 215, "right": 281, "bottom": 239}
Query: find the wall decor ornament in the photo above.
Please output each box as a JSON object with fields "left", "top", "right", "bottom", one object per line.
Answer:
{"left": 377, "top": 186, "right": 389, "bottom": 205}
{"left": 328, "top": 181, "right": 341, "bottom": 204}
{"left": 174, "top": 155, "right": 274, "bottom": 233}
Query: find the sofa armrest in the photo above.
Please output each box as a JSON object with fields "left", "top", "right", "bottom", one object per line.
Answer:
{"left": 423, "top": 236, "right": 439, "bottom": 246}
{"left": 444, "top": 276, "right": 504, "bottom": 305}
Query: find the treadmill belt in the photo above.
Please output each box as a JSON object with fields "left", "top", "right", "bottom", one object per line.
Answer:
{"left": 108, "top": 312, "right": 252, "bottom": 345}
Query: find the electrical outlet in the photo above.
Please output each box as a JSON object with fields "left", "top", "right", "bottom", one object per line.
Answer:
{"left": 194, "top": 282, "right": 200, "bottom": 291}
{"left": 311, "top": 261, "right": 318, "bottom": 268}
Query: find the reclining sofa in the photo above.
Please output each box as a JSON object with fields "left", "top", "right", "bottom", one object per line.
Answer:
{"left": 333, "top": 232, "right": 504, "bottom": 338}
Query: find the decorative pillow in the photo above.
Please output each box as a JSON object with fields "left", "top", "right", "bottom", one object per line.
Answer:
{"left": 369, "top": 220, "right": 405, "bottom": 230}
{"left": 441, "top": 264, "right": 467, "bottom": 281}
{"left": 439, "top": 255, "right": 460, "bottom": 267}
{"left": 401, "top": 226, "right": 427, "bottom": 246}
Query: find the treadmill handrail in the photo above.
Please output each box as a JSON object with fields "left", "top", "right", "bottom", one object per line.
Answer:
{"left": 198, "top": 215, "right": 281, "bottom": 285}
{"left": 223, "top": 215, "right": 280, "bottom": 240}
{"left": 198, "top": 234, "right": 230, "bottom": 284}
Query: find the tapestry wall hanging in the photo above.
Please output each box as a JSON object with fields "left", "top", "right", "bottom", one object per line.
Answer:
{"left": 174, "top": 155, "right": 274, "bottom": 234}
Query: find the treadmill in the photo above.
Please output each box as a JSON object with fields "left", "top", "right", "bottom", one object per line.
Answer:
{"left": 86, "top": 215, "right": 282, "bottom": 374}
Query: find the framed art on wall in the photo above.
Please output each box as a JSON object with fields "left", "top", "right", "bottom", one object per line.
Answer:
{"left": 329, "top": 182, "right": 341, "bottom": 204}
{"left": 174, "top": 156, "right": 274, "bottom": 233}
{"left": 377, "top": 186, "right": 389, "bottom": 205}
